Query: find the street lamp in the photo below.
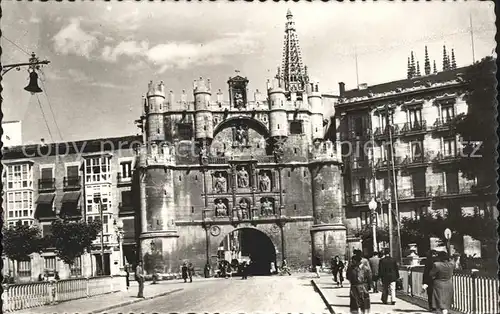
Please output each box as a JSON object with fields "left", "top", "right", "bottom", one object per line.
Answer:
{"left": 93, "top": 193, "right": 105, "bottom": 276}
{"left": 114, "top": 218, "right": 124, "bottom": 272}
{"left": 368, "top": 198, "right": 378, "bottom": 254}
{"left": 1, "top": 52, "right": 50, "bottom": 93}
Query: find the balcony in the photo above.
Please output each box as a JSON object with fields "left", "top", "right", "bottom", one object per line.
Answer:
{"left": 373, "top": 125, "right": 400, "bottom": 141}
{"left": 63, "top": 176, "right": 81, "bottom": 190}
{"left": 351, "top": 159, "right": 370, "bottom": 171}
{"left": 432, "top": 151, "right": 462, "bottom": 166}
{"left": 38, "top": 178, "right": 56, "bottom": 192}
{"left": 397, "top": 187, "right": 433, "bottom": 200}
{"left": 118, "top": 202, "right": 134, "bottom": 215}
{"left": 346, "top": 193, "right": 376, "bottom": 206}
{"left": 432, "top": 117, "right": 455, "bottom": 133}
{"left": 117, "top": 173, "right": 132, "bottom": 186}
{"left": 400, "top": 153, "right": 431, "bottom": 169}
{"left": 433, "top": 183, "right": 475, "bottom": 198}
{"left": 399, "top": 121, "right": 427, "bottom": 137}
{"left": 374, "top": 157, "right": 402, "bottom": 172}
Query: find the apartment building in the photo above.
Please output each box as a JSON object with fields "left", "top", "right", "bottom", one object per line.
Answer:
{"left": 335, "top": 64, "right": 495, "bottom": 256}
{"left": 2, "top": 136, "right": 140, "bottom": 282}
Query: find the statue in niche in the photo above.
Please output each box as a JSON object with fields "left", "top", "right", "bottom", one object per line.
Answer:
{"left": 273, "top": 141, "right": 285, "bottom": 162}
{"left": 237, "top": 167, "right": 249, "bottom": 188}
{"left": 238, "top": 199, "right": 249, "bottom": 219}
{"left": 199, "top": 145, "right": 208, "bottom": 165}
{"left": 234, "top": 90, "right": 245, "bottom": 109}
{"left": 215, "top": 199, "right": 227, "bottom": 217}
{"left": 213, "top": 172, "right": 227, "bottom": 193}
{"left": 234, "top": 125, "right": 248, "bottom": 146}
{"left": 259, "top": 172, "right": 271, "bottom": 192}
{"left": 261, "top": 198, "right": 274, "bottom": 216}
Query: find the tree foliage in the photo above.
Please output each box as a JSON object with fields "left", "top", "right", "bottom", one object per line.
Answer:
{"left": 3, "top": 222, "right": 42, "bottom": 261}
{"left": 50, "top": 218, "right": 102, "bottom": 265}
{"left": 454, "top": 56, "right": 497, "bottom": 192}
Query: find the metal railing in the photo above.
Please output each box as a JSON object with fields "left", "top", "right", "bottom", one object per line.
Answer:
{"left": 400, "top": 120, "right": 427, "bottom": 135}
{"left": 2, "top": 275, "right": 126, "bottom": 312}
{"left": 373, "top": 124, "right": 400, "bottom": 139}
{"left": 116, "top": 173, "right": 132, "bottom": 184}
{"left": 63, "top": 176, "right": 81, "bottom": 190}
{"left": 38, "top": 178, "right": 56, "bottom": 191}
{"left": 398, "top": 266, "right": 499, "bottom": 314}
{"left": 432, "top": 117, "right": 455, "bottom": 131}
{"left": 433, "top": 183, "right": 474, "bottom": 197}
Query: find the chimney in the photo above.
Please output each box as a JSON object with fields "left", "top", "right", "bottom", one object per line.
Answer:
{"left": 338, "top": 82, "right": 345, "bottom": 97}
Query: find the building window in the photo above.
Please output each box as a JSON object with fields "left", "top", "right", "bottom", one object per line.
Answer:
{"left": 120, "top": 161, "right": 133, "bottom": 180}
{"left": 18, "top": 260, "right": 31, "bottom": 277}
{"left": 379, "top": 112, "right": 394, "bottom": 129}
{"left": 354, "top": 116, "right": 363, "bottom": 137}
{"left": 6, "top": 164, "right": 33, "bottom": 190}
{"left": 443, "top": 138, "right": 456, "bottom": 157}
{"left": 7, "top": 191, "right": 33, "bottom": 220}
{"left": 84, "top": 156, "right": 111, "bottom": 183}
{"left": 414, "top": 206, "right": 427, "bottom": 220}
{"left": 411, "top": 141, "right": 423, "bottom": 159}
{"left": 360, "top": 211, "right": 370, "bottom": 227}
{"left": 412, "top": 171, "right": 426, "bottom": 197}
{"left": 408, "top": 108, "right": 422, "bottom": 129}
{"left": 87, "top": 214, "right": 111, "bottom": 241}
{"left": 177, "top": 123, "right": 193, "bottom": 140}
{"left": 290, "top": 121, "right": 303, "bottom": 135}
{"left": 66, "top": 165, "right": 80, "bottom": 180}
{"left": 85, "top": 185, "right": 111, "bottom": 213}
{"left": 121, "top": 190, "right": 132, "bottom": 207}
{"left": 44, "top": 256, "right": 56, "bottom": 272}
{"left": 441, "top": 104, "right": 455, "bottom": 122}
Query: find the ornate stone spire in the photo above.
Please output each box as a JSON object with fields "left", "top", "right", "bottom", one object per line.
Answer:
{"left": 424, "top": 46, "right": 431, "bottom": 75}
{"left": 416, "top": 61, "right": 421, "bottom": 77}
{"left": 407, "top": 57, "right": 412, "bottom": 79}
{"left": 443, "top": 45, "right": 449, "bottom": 70}
{"left": 451, "top": 49, "right": 457, "bottom": 69}
{"left": 410, "top": 51, "right": 416, "bottom": 77}
{"left": 433, "top": 60, "right": 438, "bottom": 74}
{"left": 279, "top": 9, "right": 309, "bottom": 92}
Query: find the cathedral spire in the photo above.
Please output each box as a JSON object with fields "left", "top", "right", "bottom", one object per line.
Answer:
{"left": 433, "top": 60, "right": 437, "bottom": 74}
{"left": 407, "top": 57, "right": 412, "bottom": 79}
{"left": 280, "top": 9, "right": 309, "bottom": 92}
{"left": 451, "top": 48, "right": 457, "bottom": 69}
{"left": 442, "top": 45, "right": 449, "bottom": 70}
{"left": 416, "top": 61, "right": 421, "bottom": 77}
{"left": 424, "top": 46, "right": 431, "bottom": 75}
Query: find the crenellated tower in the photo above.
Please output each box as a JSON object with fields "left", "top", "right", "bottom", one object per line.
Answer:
{"left": 307, "top": 81, "right": 323, "bottom": 141}
{"left": 193, "top": 77, "right": 214, "bottom": 150}
{"left": 146, "top": 81, "right": 166, "bottom": 142}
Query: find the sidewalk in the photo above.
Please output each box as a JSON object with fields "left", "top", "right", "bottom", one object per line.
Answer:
{"left": 13, "top": 279, "right": 189, "bottom": 314}
{"left": 312, "top": 276, "right": 431, "bottom": 314}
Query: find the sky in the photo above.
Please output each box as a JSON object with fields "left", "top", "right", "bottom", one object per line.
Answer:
{"left": 1, "top": 1, "right": 496, "bottom": 144}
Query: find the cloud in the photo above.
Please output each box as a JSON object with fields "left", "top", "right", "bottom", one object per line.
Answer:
{"left": 52, "top": 18, "right": 98, "bottom": 58}
{"left": 101, "top": 31, "right": 260, "bottom": 72}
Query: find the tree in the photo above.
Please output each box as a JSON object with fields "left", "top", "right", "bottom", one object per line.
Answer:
{"left": 454, "top": 56, "right": 497, "bottom": 195}
{"left": 3, "top": 222, "right": 42, "bottom": 262}
{"left": 50, "top": 218, "right": 102, "bottom": 265}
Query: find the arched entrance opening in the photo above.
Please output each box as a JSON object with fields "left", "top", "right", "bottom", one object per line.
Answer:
{"left": 217, "top": 227, "right": 277, "bottom": 276}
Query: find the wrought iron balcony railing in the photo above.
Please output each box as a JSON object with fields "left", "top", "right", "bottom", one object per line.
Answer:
{"left": 346, "top": 193, "right": 376, "bottom": 205}
{"left": 433, "top": 151, "right": 462, "bottom": 164}
{"left": 117, "top": 173, "right": 132, "bottom": 185}
{"left": 400, "top": 152, "right": 431, "bottom": 167}
{"left": 432, "top": 117, "right": 455, "bottom": 132}
{"left": 400, "top": 120, "right": 427, "bottom": 135}
{"left": 63, "top": 176, "right": 81, "bottom": 190}
{"left": 374, "top": 157, "right": 402, "bottom": 170}
{"left": 373, "top": 124, "right": 400, "bottom": 140}
{"left": 38, "top": 178, "right": 56, "bottom": 191}
{"left": 433, "top": 183, "right": 475, "bottom": 197}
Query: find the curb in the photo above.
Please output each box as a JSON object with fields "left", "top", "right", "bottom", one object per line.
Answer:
{"left": 311, "top": 280, "right": 335, "bottom": 314}
{"left": 90, "top": 288, "right": 183, "bottom": 313}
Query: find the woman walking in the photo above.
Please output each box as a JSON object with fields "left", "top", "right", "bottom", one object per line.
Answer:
{"left": 347, "top": 255, "right": 371, "bottom": 314}
{"left": 429, "top": 250, "right": 455, "bottom": 314}
{"left": 331, "top": 256, "right": 345, "bottom": 287}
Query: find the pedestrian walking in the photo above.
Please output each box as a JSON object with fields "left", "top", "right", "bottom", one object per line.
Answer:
{"left": 125, "top": 264, "right": 130, "bottom": 290}
{"left": 187, "top": 262, "right": 194, "bottom": 282}
{"left": 313, "top": 255, "right": 322, "bottom": 278}
{"left": 241, "top": 261, "right": 249, "bottom": 279}
{"left": 270, "top": 261, "right": 276, "bottom": 274}
{"left": 181, "top": 262, "right": 189, "bottom": 283}
{"left": 422, "top": 250, "right": 438, "bottom": 311}
{"left": 368, "top": 252, "right": 380, "bottom": 293}
{"left": 281, "top": 259, "right": 292, "bottom": 275}
{"left": 331, "top": 256, "right": 345, "bottom": 287}
{"left": 378, "top": 248, "right": 399, "bottom": 305}
{"left": 429, "top": 250, "right": 455, "bottom": 314}
{"left": 347, "top": 255, "right": 371, "bottom": 314}
{"left": 135, "top": 261, "right": 145, "bottom": 298}
{"left": 354, "top": 250, "right": 372, "bottom": 291}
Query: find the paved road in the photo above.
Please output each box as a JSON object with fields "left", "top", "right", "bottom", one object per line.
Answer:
{"left": 104, "top": 275, "right": 330, "bottom": 313}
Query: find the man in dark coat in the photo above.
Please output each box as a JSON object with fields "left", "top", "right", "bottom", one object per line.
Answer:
{"left": 187, "top": 262, "right": 194, "bottom": 283}
{"left": 135, "top": 261, "right": 145, "bottom": 298}
{"left": 368, "top": 252, "right": 380, "bottom": 293}
{"left": 422, "top": 250, "right": 438, "bottom": 311}
{"left": 378, "top": 248, "right": 399, "bottom": 305}
{"left": 181, "top": 262, "right": 189, "bottom": 283}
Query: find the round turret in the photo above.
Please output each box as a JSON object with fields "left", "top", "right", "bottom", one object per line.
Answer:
{"left": 268, "top": 77, "right": 288, "bottom": 137}
{"left": 308, "top": 81, "right": 323, "bottom": 141}
{"left": 146, "top": 81, "right": 166, "bottom": 142}
{"left": 193, "top": 77, "right": 214, "bottom": 140}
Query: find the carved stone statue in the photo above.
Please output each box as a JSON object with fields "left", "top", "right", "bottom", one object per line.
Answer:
{"left": 238, "top": 199, "right": 249, "bottom": 219}
{"left": 259, "top": 172, "right": 271, "bottom": 192}
{"left": 214, "top": 173, "right": 227, "bottom": 193}
{"left": 215, "top": 199, "right": 227, "bottom": 217}
{"left": 261, "top": 198, "right": 274, "bottom": 216}
{"left": 237, "top": 167, "right": 249, "bottom": 188}
{"left": 235, "top": 125, "right": 248, "bottom": 146}
{"left": 273, "top": 141, "right": 285, "bottom": 162}
{"left": 234, "top": 90, "right": 245, "bottom": 109}
{"left": 199, "top": 145, "right": 208, "bottom": 165}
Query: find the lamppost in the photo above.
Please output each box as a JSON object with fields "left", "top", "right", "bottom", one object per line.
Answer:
{"left": 1, "top": 52, "right": 50, "bottom": 93}
{"left": 93, "top": 193, "right": 105, "bottom": 276}
{"left": 368, "top": 198, "right": 378, "bottom": 254}
{"left": 114, "top": 218, "right": 124, "bottom": 272}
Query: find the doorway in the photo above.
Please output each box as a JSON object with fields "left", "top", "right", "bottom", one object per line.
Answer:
{"left": 217, "top": 228, "right": 277, "bottom": 276}
{"left": 94, "top": 253, "right": 111, "bottom": 276}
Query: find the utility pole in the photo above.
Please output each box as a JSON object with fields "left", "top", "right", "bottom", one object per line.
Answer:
{"left": 469, "top": 12, "right": 476, "bottom": 63}
{"left": 384, "top": 104, "right": 394, "bottom": 258}
{"left": 94, "top": 193, "right": 106, "bottom": 276}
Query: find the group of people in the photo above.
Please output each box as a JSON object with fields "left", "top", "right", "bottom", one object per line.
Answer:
{"left": 181, "top": 262, "right": 195, "bottom": 283}
{"left": 216, "top": 259, "right": 251, "bottom": 279}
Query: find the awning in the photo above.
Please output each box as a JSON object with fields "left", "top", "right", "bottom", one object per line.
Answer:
{"left": 62, "top": 192, "right": 81, "bottom": 203}
{"left": 59, "top": 202, "right": 82, "bottom": 218}
{"left": 36, "top": 194, "right": 55, "bottom": 205}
